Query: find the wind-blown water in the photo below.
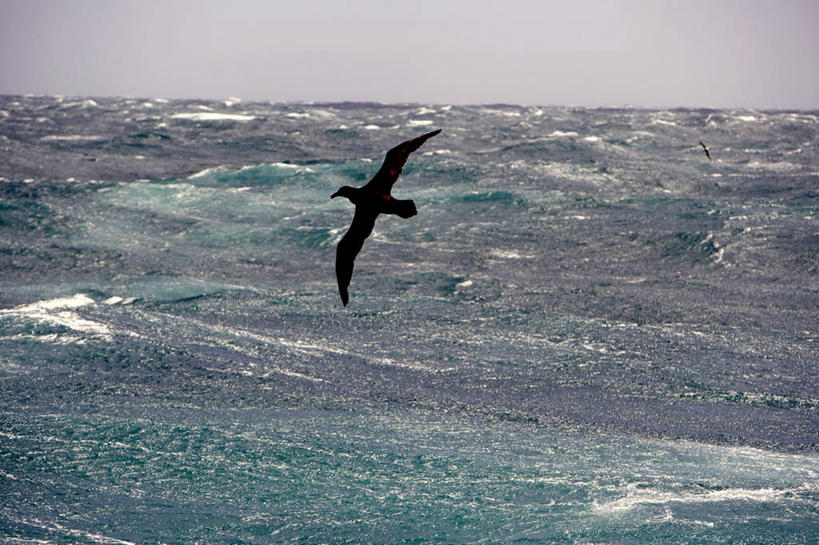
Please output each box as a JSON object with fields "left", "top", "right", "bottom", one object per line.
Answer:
{"left": 1, "top": 96, "right": 817, "bottom": 543}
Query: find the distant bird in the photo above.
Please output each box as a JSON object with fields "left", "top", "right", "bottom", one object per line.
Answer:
{"left": 699, "top": 140, "right": 712, "bottom": 160}
{"left": 331, "top": 129, "right": 441, "bottom": 306}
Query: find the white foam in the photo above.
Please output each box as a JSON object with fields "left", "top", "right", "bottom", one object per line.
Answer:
{"left": 408, "top": 119, "right": 434, "bottom": 126}
{"left": 223, "top": 97, "right": 242, "bottom": 107}
{"left": 595, "top": 484, "right": 797, "bottom": 515}
{"left": 455, "top": 280, "right": 473, "bottom": 289}
{"left": 188, "top": 166, "right": 221, "bottom": 179}
{"left": 171, "top": 112, "right": 256, "bottom": 122}
{"left": 40, "top": 135, "right": 105, "bottom": 142}
{"left": 103, "top": 296, "right": 136, "bottom": 305}
{"left": 3, "top": 333, "right": 87, "bottom": 345}
{"left": 8, "top": 293, "right": 95, "bottom": 312}
{"left": 271, "top": 162, "right": 309, "bottom": 170}
{"left": 16, "top": 518, "right": 136, "bottom": 545}
{"left": 490, "top": 249, "right": 534, "bottom": 259}
{"left": 59, "top": 99, "right": 98, "bottom": 109}
{"left": 549, "top": 130, "right": 578, "bottom": 138}
{"left": 362, "top": 124, "right": 380, "bottom": 130}
{"left": 735, "top": 115, "right": 757, "bottom": 122}
{"left": 0, "top": 294, "right": 111, "bottom": 339}
{"left": 747, "top": 160, "right": 798, "bottom": 172}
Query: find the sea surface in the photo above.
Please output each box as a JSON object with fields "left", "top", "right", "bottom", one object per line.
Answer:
{"left": 1, "top": 96, "right": 817, "bottom": 543}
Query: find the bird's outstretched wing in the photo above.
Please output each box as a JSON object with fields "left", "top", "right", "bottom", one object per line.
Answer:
{"left": 335, "top": 208, "right": 378, "bottom": 306}
{"left": 699, "top": 140, "right": 712, "bottom": 160}
{"left": 365, "top": 129, "right": 441, "bottom": 194}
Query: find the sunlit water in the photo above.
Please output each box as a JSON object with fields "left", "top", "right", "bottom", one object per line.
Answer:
{"left": 1, "top": 96, "right": 817, "bottom": 543}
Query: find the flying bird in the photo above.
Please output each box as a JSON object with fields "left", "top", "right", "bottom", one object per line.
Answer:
{"left": 331, "top": 129, "right": 441, "bottom": 306}
{"left": 699, "top": 140, "right": 712, "bottom": 160}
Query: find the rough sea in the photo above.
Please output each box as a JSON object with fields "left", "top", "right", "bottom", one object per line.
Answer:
{"left": 1, "top": 95, "right": 817, "bottom": 543}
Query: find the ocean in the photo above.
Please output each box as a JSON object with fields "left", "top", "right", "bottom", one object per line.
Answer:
{"left": 1, "top": 95, "right": 817, "bottom": 543}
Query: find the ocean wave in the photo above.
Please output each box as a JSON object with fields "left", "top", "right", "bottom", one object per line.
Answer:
{"left": 171, "top": 112, "right": 256, "bottom": 122}
{"left": 0, "top": 294, "right": 111, "bottom": 342}
{"left": 549, "top": 130, "right": 579, "bottom": 138}
{"left": 594, "top": 482, "right": 811, "bottom": 515}
{"left": 40, "top": 134, "right": 106, "bottom": 142}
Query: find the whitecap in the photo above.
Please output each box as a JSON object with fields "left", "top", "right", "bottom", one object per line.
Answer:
{"left": 490, "top": 249, "right": 534, "bottom": 259}
{"left": 408, "top": 119, "right": 434, "bottom": 127}
{"left": 103, "top": 296, "right": 135, "bottom": 305}
{"left": 747, "top": 160, "right": 798, "bottom": 172}
{"left": 188, "top": 166, "right": 221, "bottom": 179}
{"left": 171, "top": 112, "right": 256, "bottom": 122}
{"left": 549, "top": 130, "right": 578, "bottom": 138}
{"left": 594, "top": 483, "right": 799, "bottom": 515}
{"left": 40, "top": 135, "right": 105, "bottom": 142}
{"left": 0, "top": 294, "right": 111, "bottom": 339}
{"left": 362, "top": 124, "right": 380, "bottom": 130}
{"left": 59, "top": 99, "right": 98, "bottom": 109}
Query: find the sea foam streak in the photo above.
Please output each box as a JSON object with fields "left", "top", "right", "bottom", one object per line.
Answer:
{"left": 0, "top": 294, "right": 111, "bottom": 341}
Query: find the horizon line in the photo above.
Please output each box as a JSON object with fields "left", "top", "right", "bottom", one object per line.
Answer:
{"left": 1, "top": 93, "right": 818, "bottom": 113}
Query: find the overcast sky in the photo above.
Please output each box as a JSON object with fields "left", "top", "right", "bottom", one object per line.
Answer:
{"left": 1, "top": 0, "right": 817, "bottom": 109}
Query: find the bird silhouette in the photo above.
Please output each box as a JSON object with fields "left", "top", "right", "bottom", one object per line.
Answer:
{"left": 699, "top": 140, "right": 712, "bottom": 160}
{"left": 331, "top": 129, "right": 441, "bottom": 305}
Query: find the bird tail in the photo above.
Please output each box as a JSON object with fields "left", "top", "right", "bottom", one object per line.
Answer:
{"left": 389, "top": 198, "right": 417, "bottom": 219}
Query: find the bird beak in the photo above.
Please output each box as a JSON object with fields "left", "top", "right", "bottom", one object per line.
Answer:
{"left": 330, "top": 191, "right": 339, "bottom": 199}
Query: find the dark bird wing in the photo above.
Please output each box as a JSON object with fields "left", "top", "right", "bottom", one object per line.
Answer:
{"left": 700, "top": 141, "right": 712, "bottom": 160}
{"left": 335, "top": 208, "right": 378, "bottom": 306}
{"left": 364, "top": 129, "right": 441, "bottom": 194}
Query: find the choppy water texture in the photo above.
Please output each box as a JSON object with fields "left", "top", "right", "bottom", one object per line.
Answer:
{"left": 1, "top": 96, "right": 817, "bottom": 543}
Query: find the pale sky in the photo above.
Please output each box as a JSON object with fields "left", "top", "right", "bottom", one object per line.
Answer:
{"left": 1, "top": 0, "right": 817, "bottom": 109}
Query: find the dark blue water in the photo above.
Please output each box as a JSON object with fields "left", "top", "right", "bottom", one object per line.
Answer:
{"left": 1, "top": 96, "right": 817, "bottom": 543}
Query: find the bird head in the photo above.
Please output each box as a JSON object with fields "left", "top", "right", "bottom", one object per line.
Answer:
{"left": 331, "top": 186, "right": 355, "bottom": 200}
